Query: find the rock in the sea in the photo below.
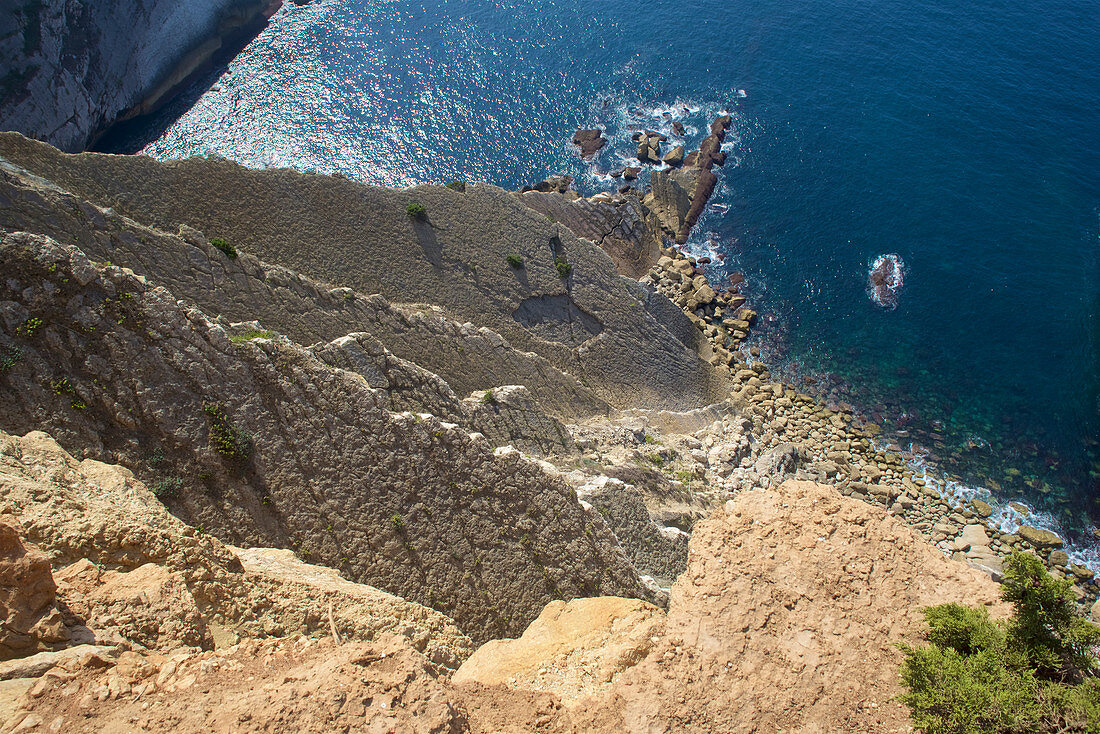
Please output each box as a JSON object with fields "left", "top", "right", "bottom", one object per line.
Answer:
{"left": 572, "top": 129, "right": 608, "bottom": 158}
{"left": 1017, "top": 525, "right": 1063, "bottom": 550}
{"left": 671, "top": 121, "right": 686, "bottom": 136}
{"left": 662, "top": 145, "right": 685, "bottom": 167}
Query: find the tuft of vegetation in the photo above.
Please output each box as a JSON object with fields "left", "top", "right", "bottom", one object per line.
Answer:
{"left": 898, "top": 552, "right": 1100, "bottom": 734}
{"left": 480, "top": 389, "right": 498, "bottom": 405}
{"left": 445, "top": 180, "right": 466, "bottom": 192}
{"left": 391, "top": 513, "right": 405, "bottom": 532}
{"left": 554, "top": 256, "right": 572, "bottom": 278}
{"left": 16, "top": 317, "right": 43, "bottom": 338}
{"left": 405, "top": 202, "right": 426, "bottom": 219}
{"left": 229, "top": 329, "right": 275, "bottom": 344}
{"left": 202, "top": 403, "right": 254, "bottom": 463}
{"left": 0, "top": 344, "right": 22, "bottom": 372}
{"left": 506, "top": 253, "right": 524, "bottom": 268}
{"left": 210, "top": 238, "right": 237, "bottom": 259}
{"left": 151, "top": 476, "right": 184, "bottom": 501}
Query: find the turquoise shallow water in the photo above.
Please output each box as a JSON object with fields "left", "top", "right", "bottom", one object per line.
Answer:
{"left": 113, "top": 0, "right": 1098, "bottom": 544}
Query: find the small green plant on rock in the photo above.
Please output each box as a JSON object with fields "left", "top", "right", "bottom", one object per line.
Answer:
{"left": 210, "top": 238, "right": 237, "bottom": 259}
{"left": 391, "top": 513, "right": 405, "bottom": 532}
{"left": 202, "top": 403, "right": 253, "bottom": 463}
{"left": 898, "top": 552, "right": 1100, "bottom": 734}
{"left": 16, "top": 317, "right": 43, "bottom": 338}
{"left": 151, "top": 476, "right": 183, "bottom": 501}
{"left": 480, "top": 390, "right": 498, "bottom": 405}
{"left": 0, "top": 345, "right": 22, "bottom": 372}
{"left": 506, "top": 254, "right": 524, "bottom": 268}
{"left": 229, "top": 329, "right": 275, "bottom": 344}
{"left": 406, "top": 202, "right": 426, "bottom": 219}
{"left": 554, "top": 256, "right": 572, "bottom": 278}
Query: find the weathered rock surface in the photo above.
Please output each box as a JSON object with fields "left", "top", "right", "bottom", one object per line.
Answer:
{"left": 453, "top": 597, "right": 664, "bottom": 702}
{"left": 0, "top": 133, "right": 730, "bottom": 412}
{"left": 517, "top": 188, "right": 663, "bottom": 279}
{"left": 0, "top": 235, "right": 655, "bottom": 642}
{"left": 0, "top": 520, "right": 68, "bottom": 660}
{"left": 457, "top": 480, "right": 1010, "bottom": 732}
{"left": 0, "top": 481, "right": 1017, "bottom": 733}
{"left": 0, "top": 0, "right": 277, "bottom": 152}
{"left": 0, "top": 164, "right": 606, "bottom": 423}
{"left": 0, "top": 428, "right": 475, "bottom": 666}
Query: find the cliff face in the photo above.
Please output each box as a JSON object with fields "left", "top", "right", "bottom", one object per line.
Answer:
{"left": 0, "top": 0, "right": 276, "bottom": 152}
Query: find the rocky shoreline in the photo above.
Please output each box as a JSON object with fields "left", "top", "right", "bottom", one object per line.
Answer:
{"left": 544, "top": 111, "right": 1098, "bottom": 611}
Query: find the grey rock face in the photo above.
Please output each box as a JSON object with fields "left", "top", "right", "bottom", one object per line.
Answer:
{"left": 0, "top": 133, "right": 731, "bottom": 412}
{"left": 0, "top": 163, "right": 606, "bottom": 423}
{"left": 517, "top": 189, "right": 661, "bottom": 278}
{"left": 577, "top": 476, "right": 689, "bottom": 588}
{"left": 0, "top": 232, "right": 655, "bottom": 643}
{"left": 0, "top": 0, "right": 275, "bottom": 152}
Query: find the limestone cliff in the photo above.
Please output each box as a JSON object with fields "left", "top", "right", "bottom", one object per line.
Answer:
{"left": 0, "top": 231, "right": 656, "bottom": 643}
{"left": 0, "top": 0, "right": 277, "bottom": 152}
{"left": 0, "top": 133, "right": 731, "bottom": 411}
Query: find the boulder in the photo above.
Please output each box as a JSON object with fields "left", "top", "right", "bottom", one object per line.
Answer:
{"left": 1018, "top": 526, "right": 1063, "bottom": 550}
{"left": 694, "top": 284, "right": 716, "bottom": 305}
{"left": 970, "top": 499, "right": 993, "bottom": 518}
{"left": 1048, "top": 550, "right": 1070, "bottom": 567}
{"left": 662, "top": 145, "right": 684, "bottom": 167}
{"left": 0, "top": 519, "right": 68, "bottom": 660}
{"left": 671, "top": 121, "right": 686, "bottom": 136}
{"left": 453, "top": 597, "right": 664, "bottom": 702}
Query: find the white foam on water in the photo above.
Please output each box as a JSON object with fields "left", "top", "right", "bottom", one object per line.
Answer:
{"left": 885, "top": 441, "right": 1100, "bottom": 574}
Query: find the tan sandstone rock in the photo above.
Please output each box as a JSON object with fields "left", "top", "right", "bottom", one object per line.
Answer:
{"left": 453, "top": 596, "right": 664, "bottom": 701}
{"left": 0, "top": 518, "right": 67, "bottom": 660}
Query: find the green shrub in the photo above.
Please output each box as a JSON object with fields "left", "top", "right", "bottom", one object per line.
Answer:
{"left": 480, "top": 389, "right": 497, "bottom": 405}
{"left": 554, "top": 256, "right": 572, "bottom": 278}
{"left": 151, "top": 476, "right": 184, "bottom": 501}
{"left": 898, "top": 552, "right": 1100, "bottom": 734}
{"left": 506, "top": 254, "right": 524, "bottom": 268}
{"left": 406, "top": 202, "right": 426, "bottom": 219}
{"left": 210, "top": 238, "right": 237, "bottom": 259}
{"left": 446, "top": 180, "right": 466, "bottom": 192}
{"left": 202, "top": 403, "right": 253, "bottom": 463}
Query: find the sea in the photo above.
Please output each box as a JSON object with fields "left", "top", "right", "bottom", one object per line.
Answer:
{"left": 100, "top": 0, "right": 1100, "bottom": 563}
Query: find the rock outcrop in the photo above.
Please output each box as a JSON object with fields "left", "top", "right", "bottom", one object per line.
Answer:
{"left": 0, "top": 0, "right": 279, "bottom": 152}
{"left": 0, "top": 428, "right": 475, "bottom": 667}
{"left": 4, "top": 481, "right": 1012, "bottom": 733}
{"left": 0, "top": 520, "right": 68, "bottom": 660}
{"left": 0, "top": 233, "right": 656, "bottom": 642}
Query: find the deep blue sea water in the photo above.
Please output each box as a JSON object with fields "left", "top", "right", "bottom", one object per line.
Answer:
{"left": 126, "top": 0, "right": 1099, "bottom": 551}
